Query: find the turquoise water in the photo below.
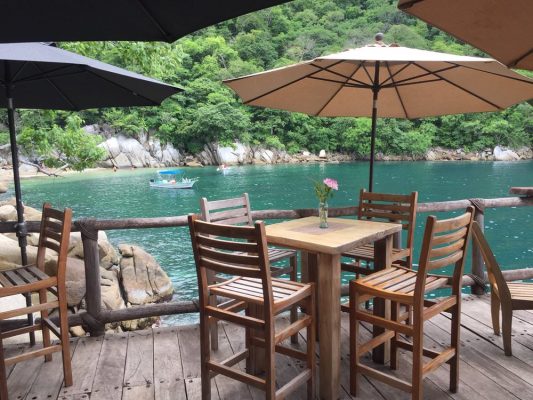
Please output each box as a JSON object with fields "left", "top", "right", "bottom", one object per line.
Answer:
{"left": 2, "top": 161, "right": 532, "bottom": 317}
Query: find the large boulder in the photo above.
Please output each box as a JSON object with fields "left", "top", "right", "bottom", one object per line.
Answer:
{"left": 216, "top": 142, "right": 249, "bottom": 165}
{"left": 0, "top": 204, "right": 17, "bottom": 221}
{"left": 0, "top": 234, "right": 40, "bottom": 270}
{"left": 64, "top": 257, "right": 87, "bottom": 307}
{"left": 68, "top": 230, "right": 119, "bottom": 269}
{"left": 118, "top": 244, "right": 173, "bottom": 305}
{"left": 100, "top": 266, "right": 126, "bottom": 311}
{"left": 0, "top": 181, "right": 7, "bottom": 193}
{"left": 494, "top": 146, "right": 520, "bottom": 161}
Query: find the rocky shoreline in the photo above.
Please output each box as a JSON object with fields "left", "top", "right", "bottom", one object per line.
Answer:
{"left": 0, "top": 124, "right": 531, "bottom": 184}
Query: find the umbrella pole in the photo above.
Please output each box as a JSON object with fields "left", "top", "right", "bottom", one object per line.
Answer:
{"left": 368, "top": 61, "right": 380, "bottom": 192}
{"left": 6, "top": 75, "right": 35, "bottom": 345}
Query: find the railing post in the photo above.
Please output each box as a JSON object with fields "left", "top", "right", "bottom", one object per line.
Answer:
{"left": 470, "top": 199, "right": 486, "bottom": 295}
{"left": 78, "top": 219, "right": 105, "bottom": 336}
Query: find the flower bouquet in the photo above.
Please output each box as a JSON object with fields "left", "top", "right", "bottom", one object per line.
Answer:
{"left": 314, "top": 178, "right": 338, "bottom": 228}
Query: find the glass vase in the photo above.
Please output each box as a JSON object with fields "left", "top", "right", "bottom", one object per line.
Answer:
{"left": 318, "top": 201, "right": 328, "bottom": 228}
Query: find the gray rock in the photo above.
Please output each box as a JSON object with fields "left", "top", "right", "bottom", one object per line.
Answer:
{"left": 64, "top": 257, "right": 87, "bottom": 306}
{"left": 68, "top": 230, "right": 119, "bottom": 269}
{"left": 494, "top": 145, "right": 520, "bottom": 161}
{"left": 0, "top": 204, "right": 17, "bottom": 221}
{"left": 100, "top": 266, "right": 126, "bottom": 311}
{"left": 118, "top": 244, "right": 173, "bottom": 305}
{"left": 0, "top": 182, "right": 7, "bottom": 193}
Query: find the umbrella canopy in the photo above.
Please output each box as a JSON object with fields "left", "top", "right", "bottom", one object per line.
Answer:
{"left": 398, "top": 0, "right": 533, "bottom": 71}
{"left": 0, "top": 0, "right": 291, "bottom": 43}
{"left": 1, "top": 42, "right": 180, "bottom": 267}
{"left": 224, "top": 40, "right": 533, "bottom": 191}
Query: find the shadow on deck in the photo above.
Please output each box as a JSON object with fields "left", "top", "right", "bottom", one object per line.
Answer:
{"left": 5, "top": 295, "right": 533, "bottom": 400}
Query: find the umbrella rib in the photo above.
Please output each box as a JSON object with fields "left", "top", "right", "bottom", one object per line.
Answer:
{"left": 413, "top": 62, "right": 503, "bottom": 109}
{"left": 446, "top": 62, "right": 533, "bottom": 85}
{"left": 309, "top": 62, "right": 370, "bottom": 87}
{"left": 15, "top": 68, "right": 89, "bottom": 85}
{"left": 361, "top": 63, "right": 374, "bottom": 84}
{"left": 315, "top": 61, "right": 364, "bottom": 116}
{"left": 14, "top": 65, "right": 81, "bottom": 84}
{"left": 308, "top": 76, "right": 370, "bottom": 89}
{"left": 33, "top": 64, "right": 78, "bottom": 110}
{"left": 242, "top": 60, "right": 346, "bottom": 104}
{"left": 385, "top": 62, "right": 409, "bottom": 119}
{"left": 381, "top": 65, "right": 458, "bottom": 88}
{"left": 379, "top": 62, "right": 412, "bottom": 86}
{"left": 85, "top": 69, "right": 160, "bottom": 106}
{"left": 136, "top": 0, "right": 172, "bottom": 41}
{"left": 509, "top": 48, "right": 533, "bottom": 68}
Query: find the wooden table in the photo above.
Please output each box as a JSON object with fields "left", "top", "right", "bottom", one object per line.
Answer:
{"left": 265, "top": 216, "right": 401, "bottom": 400}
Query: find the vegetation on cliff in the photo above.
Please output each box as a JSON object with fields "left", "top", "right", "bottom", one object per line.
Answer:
{"left": 1, "top": 0, "right": 531, "bottom": 168}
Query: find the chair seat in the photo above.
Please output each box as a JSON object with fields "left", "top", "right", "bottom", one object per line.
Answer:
{"left": 508, "top": 282, "right": 533, "bottom": 302}
{"left": 267, "top": 247, "right": 296, "bottom": 262}
{"left": 210, "top": 276, "right": 312, "bottom": 312}
{"left": 342, "top": 244, "right": 409, "bottom": 262}
{"left": 353, "top": 266, "right": 449, "bottom": 301}
{"left": 0, "top": 265, "right": 56, "bottom": 297}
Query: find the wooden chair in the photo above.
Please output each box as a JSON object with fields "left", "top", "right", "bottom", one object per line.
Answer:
{"left": 341, "top": 189, "right": 418, "bottom": 277}
{"left": 349, "top": 206, "right": 475, "bottom": 400}
{"left": 200, "top": 193, "right": 299, "bottom": 348}
{"left": 188, "top": 214, "right": 316, "bottom": 399}
{"left": 0, "top": 203, "right": 73, "bottom": 400}
{"left": 471, "top": 221, "right": 533, "bottom": 356}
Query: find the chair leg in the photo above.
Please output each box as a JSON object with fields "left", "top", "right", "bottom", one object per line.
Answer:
{"left": 491, "top": 292, "right": 501, "bottom": 336}
{"left": 449, "top": 303, "right": 460, "bottom": 393}
{"left": 289, "top": 254, "right": 299, "bottom": 344}
{"left": 39, "top": 289, "right": 52, "bottom": 362}
{"left": 501, "top": 306, "right": 513, "bottom": 357}
{"left": 412, "top": 317, "right": 423, "bottom": 400}
{"left": 349, "top": 284, "right": 360, "bottom": 396}
{"left": 206, "top": 270, "right": 218, "bottom": 351}
{"left": 0, "top": 335, "right": 8, "bottom": 400}
{"left": 200, "top": 311, "right": 211, "bottom": 400}
{"left": 390, "top": 301, "right": 399, "bottom": 370}
{"left": 58, "top": 284, "right": 73, "bottom": 387}
{"left": 265, "top": 332, "right": 276, "bottom": 400}
{"left": 306, "top": 289, "right": 316, "bottom": 400}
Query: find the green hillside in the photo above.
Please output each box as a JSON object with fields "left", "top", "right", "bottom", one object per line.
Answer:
{"left": 4, "top": 0, "right": 532, "bottom": 168}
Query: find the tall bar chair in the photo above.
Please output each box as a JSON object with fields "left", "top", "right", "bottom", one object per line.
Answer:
{"left": 188, "top": 214, "right": 315, "bottom": 399}
{"left": 0, "top": 203, "right": 73, "bottom": 400}
{"left": 349, "top": 206, "right": 475, "bottom": 400}
{"left": 200, "top": 193, "right": 299, "bottom": 349}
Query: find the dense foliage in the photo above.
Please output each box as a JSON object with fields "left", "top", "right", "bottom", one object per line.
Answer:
{"left": 1, "top": 0, "right": 531, "bottom": 165}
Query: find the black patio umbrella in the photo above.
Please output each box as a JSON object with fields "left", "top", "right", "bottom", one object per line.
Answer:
{"left": 1, "top": 43, "right": 180, "bottom": 335}
{"left": 0, "top": 0, "right": 291, "bottom": 43}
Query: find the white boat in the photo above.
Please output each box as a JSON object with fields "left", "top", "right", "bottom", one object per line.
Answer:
{"left": 149, "top": 170, "right": 198, "bottom": 189}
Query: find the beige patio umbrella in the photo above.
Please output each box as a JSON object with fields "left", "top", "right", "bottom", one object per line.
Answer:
{"left": 398, "top": 0, "right": 533, "bottom": 71}
{"left": 224, "top": 39, "right": 533, "bottom": 191}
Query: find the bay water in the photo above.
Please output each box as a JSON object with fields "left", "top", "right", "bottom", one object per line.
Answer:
{"left": 4, "top": 161, "right": 532, "bottom": 322}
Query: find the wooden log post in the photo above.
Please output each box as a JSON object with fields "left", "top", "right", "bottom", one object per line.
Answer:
{"left": 470, "top": 199, "right": 486, "bottom": 295}
{"left": 78, "top": 219, "right": 105, "bottom": 336}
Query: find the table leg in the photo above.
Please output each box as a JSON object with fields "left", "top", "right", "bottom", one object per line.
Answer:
{"left": 372, "top": 235, "right": 393, "bottom": 364}
{"left": 317, "top": 253, "right": 341, "bottom": 400}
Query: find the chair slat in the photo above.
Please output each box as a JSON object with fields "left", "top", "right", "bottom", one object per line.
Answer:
{"left": 200, "top": 257, "right": 261, "bottom": 278}
{"left": 195, "top": 220, "right": 257, "bottom": 240}
{"left": 429, "top": 238, "right": 465, "bottom": 258}
{"left": 428, "top": 251, "right": 463, "bottom": 270}
{"left": 209, "top": 208, "right": 249, "bottom": 223}
{"left": 196, "top": 235, "right": 258, "bottom": 253}
{"left": 43, "top": 239, "right": 61, "bottom": 253}
{"left": 16, "top": 268, "right": 39, "bottom": 284}
{"left": 361, "top": 211, "right": 409, "bottom": 222}
{"left": 199, "top": 245, "right": 260, "bottom": 266}
{"left": 4, "top": 270, "right": 25, "bottom": 286}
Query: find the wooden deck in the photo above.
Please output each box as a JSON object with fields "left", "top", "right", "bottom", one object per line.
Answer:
{"left": 5, "top": 294, "right": 533, "bottom": 400}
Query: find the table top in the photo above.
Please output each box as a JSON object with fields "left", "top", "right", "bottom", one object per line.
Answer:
{"left": 265, "top": 216, "right": 402, "bottom": 255}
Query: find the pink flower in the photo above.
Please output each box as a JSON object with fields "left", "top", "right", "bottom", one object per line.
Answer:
{"left": 323, "top": 178, "right": 338, "bottom": 191}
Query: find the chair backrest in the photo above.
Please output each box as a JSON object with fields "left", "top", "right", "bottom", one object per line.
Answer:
{"left": 358, "top": 189, "right": 418, "bottom": 251}
{"left": 200, "top": 193, "right": 253, "bottom": 226}
{"left": 415, "top": 206, "right": 475, "bottom": 302}
{"left": 36, "top": 203, "right": 73, "bottom": 281}
{"left": 188, "top": 214, "right": 274, "bottom": 311}
{"left": 471, "top": 221, "right": 511, "bottom": 303}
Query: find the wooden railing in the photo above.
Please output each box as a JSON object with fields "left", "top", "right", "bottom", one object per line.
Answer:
{"left": 1, "top": 195, "right": 532, "bottom": 336}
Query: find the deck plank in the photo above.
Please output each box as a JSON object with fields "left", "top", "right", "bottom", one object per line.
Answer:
{"left": 91, "top": 332, "right": 129, "bottom": 400}
{"left": 123, "top": 329, "right": 154, "bottom": 388}
{"left": 153, "top": 326, "right": 184, "bottom": 400}
{"left": 60, "top": 335, "right": 104, "bottom": 397}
